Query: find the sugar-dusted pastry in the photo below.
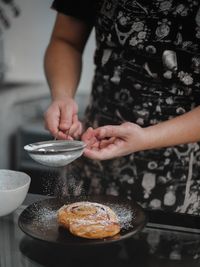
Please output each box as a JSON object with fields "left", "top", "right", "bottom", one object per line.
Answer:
{"left": 57, "top": 201, "right": 120, "bottom": 239}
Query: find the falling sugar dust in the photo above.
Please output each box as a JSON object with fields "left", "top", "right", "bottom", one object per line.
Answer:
{"left": 55, "top": 166, "right": 85, "bottom": 197}
{"left": 42, "top": 165, "right": 85, "bottom": 198}
{"left": 39, "top": 168, "right": 134, "bottom": 231}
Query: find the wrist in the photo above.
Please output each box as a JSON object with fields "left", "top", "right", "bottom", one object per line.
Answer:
{"left": 142, "top": 127, "right": 156, "bottom": 151}
{"left": 51, "top": 89, "right": 75, "bottom": 101}
{"left": 143, "top": 123, "right": 168, "bottom": 150}
{"left": 126, "top": 123, "right": 155, "bottom": 153}
{"left": 136, "top": 126, "right": 156, "bottom": 151}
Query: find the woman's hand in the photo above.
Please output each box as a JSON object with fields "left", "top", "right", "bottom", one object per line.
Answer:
{"left": 82, "top": 122, "right": 147, "bottom": 160}
{"left": 44, "top": 98, "right": 82, "bottom": 140}
{"left": 82, "top": 106, "right": 200, "bottom": 160}
{"left": 44, "top": 13, "right": 92, "bottom": 140}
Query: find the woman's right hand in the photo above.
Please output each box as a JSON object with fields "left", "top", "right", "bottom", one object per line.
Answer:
{"left": 44, "top": 98, "right": 82, "bottom": 140}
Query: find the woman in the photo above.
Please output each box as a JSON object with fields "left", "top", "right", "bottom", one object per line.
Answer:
{"left": 44, "top": 0, "right": 200, "bottom": 215}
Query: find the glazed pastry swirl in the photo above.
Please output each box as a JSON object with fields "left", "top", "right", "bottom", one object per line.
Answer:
{"left": 57, "top": 201, "right": 120, "bottom": 239}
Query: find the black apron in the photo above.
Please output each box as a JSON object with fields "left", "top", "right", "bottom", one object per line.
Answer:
{"left": 71, "top": 0, "right": 200, "bottom": 215}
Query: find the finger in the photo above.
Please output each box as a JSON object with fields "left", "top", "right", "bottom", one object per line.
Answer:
{"left": 63, "top": 114, "right": 82, "bottom": 139}
{"left": 72, "top": 116, "right": 83, "bottom": 136}
{"left": 72, "top": 114, "right": 78, "bottom": 123}
{"left": 66, "top": 135, "right": 74, "bottom": 140}
{"left": 71, "top": 127, "right": 81, "bottom": 139}
{"left": 82, "top": 127, "right": 95, "bottom": 143}
{"left": 83, "top": 144, "right": 119, "bottom": 160}
{"left": 55, "top": 130, "right": 69, "bottom": 140}
{"left": 44, "top": 120, "right": 58, "bottom": 137}
{"left": 73, "top": 121, "right": 83, "bottom": 138}
{"left": 94, "top": 125, "right": 126, "bottom": 139}
{"left": 90, "top": 140, "right": 100, "bottom": 148}
{"left": 84, "top": 137, "right": 125, "bottom": 160}
{"left": 73, "top": 130, "right": 81, "bottom": 139}
{"left": 99, "top": 137, "right": 116, "bottom": 149}
{"left": 68, "top": 121, "right": 81, "bottom": 136}
{"left": 59, "top": 104, "right": 73, "bottom": 131}
{"left": 78, "top": 122, "right": 83, "bottom": 136}
{"left": 82, "top": 128, "right": 100, "bottom": 148}
{"left": 44, "top": 110, "right": 59, "bottom": 137}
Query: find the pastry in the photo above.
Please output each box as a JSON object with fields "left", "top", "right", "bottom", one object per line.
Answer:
{"left": 57, "top": 201, "right": 120, "bottom": 239}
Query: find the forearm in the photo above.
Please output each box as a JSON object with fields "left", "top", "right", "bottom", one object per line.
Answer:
{"left": 144, "top": 106, "right": 200, "bottom": 149}
{"left": 44, "top": 38, "right": 82, "bottom": 100}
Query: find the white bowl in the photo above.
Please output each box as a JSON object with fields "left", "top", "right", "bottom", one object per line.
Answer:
{"left": 0, "top": 169, "right": 31, "bottom": 217}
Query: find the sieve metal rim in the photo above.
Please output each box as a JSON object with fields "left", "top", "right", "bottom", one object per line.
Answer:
{"left": 24, "top": 140, "right": 86, "bottom": 155}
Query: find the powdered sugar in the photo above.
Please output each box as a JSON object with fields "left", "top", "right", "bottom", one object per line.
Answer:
{"left": 26, "top": 203, "right": 57, "bottom": 232}
{"left": 27, "top": 200, "right": 133, "bottom": 235}
{"left": 109, "top": 203, "right": 134, "bottom": 230}
{"left": 27, "top": 168, "right": 134, "bottom": 235}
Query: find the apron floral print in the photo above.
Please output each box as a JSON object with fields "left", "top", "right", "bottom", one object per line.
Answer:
{"left": 72, "top": 0, "right": 200, "bottom": 215}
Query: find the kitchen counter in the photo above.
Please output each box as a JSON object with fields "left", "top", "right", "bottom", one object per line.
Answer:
{"left": 0, "top": 194, "right": 200, "bottom": 267}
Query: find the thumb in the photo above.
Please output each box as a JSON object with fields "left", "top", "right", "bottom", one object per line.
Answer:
{"left": 94, "top": 125, "right": 126, "bottom": 139}
{"left": 59, "top": 104, "right": 73, "bottom": 131}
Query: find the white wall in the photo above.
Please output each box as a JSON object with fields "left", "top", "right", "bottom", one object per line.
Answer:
{"left": 79, "top": 30, "right": 95, "bottom": 93}
{"left": 3, "top": 0, "right": 95, "bottom": 94}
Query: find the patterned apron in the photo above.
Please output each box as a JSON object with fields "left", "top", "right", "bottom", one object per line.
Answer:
{"left": 71, "top": 0, "right": 200, "bottom": 215}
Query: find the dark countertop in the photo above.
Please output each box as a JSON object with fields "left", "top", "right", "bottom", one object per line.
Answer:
{"left": 0, "top": 194, "right": 200, "bottom": 267}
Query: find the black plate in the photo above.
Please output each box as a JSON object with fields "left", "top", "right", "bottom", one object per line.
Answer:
{"left": 18, "top": 195, "right": 147, "bottom": 246}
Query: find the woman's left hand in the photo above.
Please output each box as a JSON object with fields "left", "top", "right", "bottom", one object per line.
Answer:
{"left": 81, "top": 122, "right": 147, "bottom": 160}
{"left": 82, "top": 106, "right": 200, "bottom": 160}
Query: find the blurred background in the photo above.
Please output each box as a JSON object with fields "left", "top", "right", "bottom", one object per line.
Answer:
{"left": 0, "top": 0, "right": 95, "bottom": 193}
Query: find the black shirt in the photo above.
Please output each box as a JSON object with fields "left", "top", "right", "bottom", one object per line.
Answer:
{"left": 52, "top": 0, "right": 96, "bottom": 25}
